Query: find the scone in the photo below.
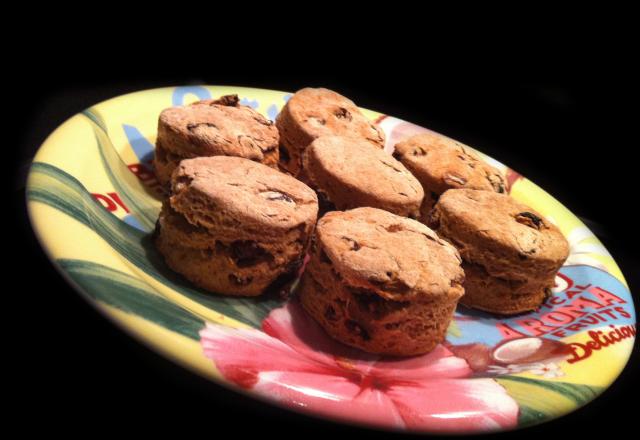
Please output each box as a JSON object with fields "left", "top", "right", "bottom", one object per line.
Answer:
{"left": 429, "top": 189, "right": 569, "bottom": 314}
{"left": 302, "top": 136, "right": 424, "bottom": 217}
{"left": 155, "top": 156, "right": 318, "bottom": 296}
{"left": 154, "top": 94, "right": 279, "bottom": 186}
{"left": 393, "top": 132, "right": 506, "bottom": 221}
{"left": 299, "top": 207, "right": 464, "bottom": 356}
{"left": 275, "top": 88, "right": 385, "bottom": 177}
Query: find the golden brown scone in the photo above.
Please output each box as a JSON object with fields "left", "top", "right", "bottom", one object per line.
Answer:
{"left": 302, "top": 135, "right": 423, "bottom": 217}
{"left": 299, "top": 207, "right": 464, "bottom": 356}
{"left": 153, "top": 95, "right": 279, "bottom": 186}
{"left": 155, "top": 156, "right": 318, "bottom": 296}
{"left": 393, "top": 132, "right": 506, "bottom": 221}
{"left": 275, "top": 88, "right": 385, "bottom": 177}
{"left": 429, "top": 189, "right": 569, "bottom": 314}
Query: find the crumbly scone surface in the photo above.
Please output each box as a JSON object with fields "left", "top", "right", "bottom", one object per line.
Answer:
{"left": 315, "top": 207, "right": 464, "bottom": 301}
{"left": 303, "top": 136, "right": 423, "bottom": 217}
{"left": 430, "top": 189, "right": 569, "bottom": 281}
{"left": 276, "top": 88, "right": 384, "bottom": 175}
{"left": 170, "top": 156, "right": 318, "bottom": 238}
{"left": 393, "top": 132, "right": 505, "bottom": 215}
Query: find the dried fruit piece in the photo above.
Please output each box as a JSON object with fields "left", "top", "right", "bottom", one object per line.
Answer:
{"left": 515, "top": 211, "right": 544, "bottom": 229}
{"left": 229, "top": 240, "right": 274, "bottom": 267}
{"left": 324, "top": 306, "right": 338, "bottom": 321}
{"left": 211, "top": 94, "right": 239, "bottom": 106}
{"left": 413, "top": 146, "right": 427, "bottom": 156}
{"left": 341, "top": 236, "right": 361, "bottom": 251}
{"left": 345, "top": 320, "right": 370, "bottom": 340}
{"left": 334, "top": 107, "right": 352, "bottom": 121}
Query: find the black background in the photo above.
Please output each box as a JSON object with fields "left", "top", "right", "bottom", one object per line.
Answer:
{"left": 10, "top": 33, "right": 638, "bottom": 438}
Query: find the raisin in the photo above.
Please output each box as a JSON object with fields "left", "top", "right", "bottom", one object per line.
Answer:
{"left": 334, "top": 107, "right": 352, "bottom": 121}
{"left": 265, "top": 259, "right": 302, "bottom": 297}
{"left": 413, "top": 147, "right": 427, "bottom": 156}
{"left": 211, "top": 94, "right": 239, "bottom": 106}
{"left": 515, "top": 211, "right": 543, "bottom": 229}
{"left": 345, "top": 320, "right": 370, "bottom": 340}
{"left": 229, "top": 240, "right": 273, "bottom": 267}
{"left": 341, "top": 236, "right": 360, "bottom": 251}
{"left": 349, "top": 288, "right": 392, "bottom": 318}
{"left": 486, "top": 171, "right": 506, "bottom": 193}
{"left": 324, "top": 306, "right": 338, "bottom": 321}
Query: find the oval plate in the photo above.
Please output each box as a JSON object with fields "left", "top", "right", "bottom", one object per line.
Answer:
{"left": 27, "top": 86, "right": 636, "bottom": 434}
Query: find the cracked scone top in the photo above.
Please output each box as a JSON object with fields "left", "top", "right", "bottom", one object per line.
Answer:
{"left": 154, "top": 94, "right": 279, "bottom": 185}
{"left": 170, "top": 156, "right": 318, "bottom": 235}
{"left": 302, "top": 136, "right": 424, "bottom": 217}
{"left": 299, "top": 207, "right": 464, "bottom": 356}
{"left": 276, "top": 88, "right": 385, "bottom": 177}
{"left": 393, "top": 132, "right": 506, "bottom": 219}
{"left": 156, "top": 156, "right": 318, "bottom": 296}
{"left": 317, "top": 208, "right": 463, "bottom": 300}
{"left": 429, "top": 189, "right": 569, "bottom": 281}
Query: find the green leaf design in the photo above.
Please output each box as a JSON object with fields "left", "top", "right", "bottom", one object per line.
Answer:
{"left": 59, "top": 259, "right": 204, "bottom": 340}
{"left": 517, "top": 405, "right": 547, "bottom": 427}
{"left": 82, "top": 108, "right": 159, "bottom": 232}
{"left": 27, "top": 161, "right": 284, "bottom": 328}
{"left": 496, "top": 375, "right": 603, "bottom": 427}
{"left": 446, "top": 319, "right": 462, "bottom": 338}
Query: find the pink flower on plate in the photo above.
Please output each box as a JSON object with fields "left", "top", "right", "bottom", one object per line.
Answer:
{"left": 199, "top": 301, "right": 518, "bottom": 433}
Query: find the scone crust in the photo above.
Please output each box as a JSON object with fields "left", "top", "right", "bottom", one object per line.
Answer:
{"left": 302, "top": 136, "right": 424, "bottom": 218}
{"left": 459, "top": 262, "right": 549, "bottom": 314}
{"left": 170, "top": 156, "right": 318, "bottom": 237}
{"left": 155, "top": 156, "right": 318, "bottom": 296}
{"left": 276, "top": 88, "right": 385, "bottom": 176}
{"left": 154, "top": 95, "right": 279, "bottom": 184}
{"left": 393, "top": 132, "right": 505, "bottom": 217}
{"left": 430, "top": 189, "right": 569, "bottom": 282}
{"left": 299, "top": 207, "right": 464, "bottom": 355}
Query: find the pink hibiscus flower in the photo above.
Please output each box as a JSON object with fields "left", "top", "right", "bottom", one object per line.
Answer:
{"left": 199, "top": 301, "right": 518, "bottom": 433}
